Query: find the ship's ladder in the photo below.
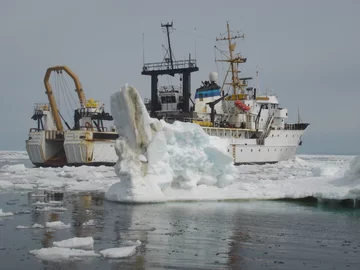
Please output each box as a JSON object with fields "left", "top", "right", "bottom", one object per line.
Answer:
{"left": 257, "top": 114, "right": 274, "bottom": 145}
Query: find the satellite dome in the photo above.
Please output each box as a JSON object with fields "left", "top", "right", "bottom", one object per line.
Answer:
{"left": 209, "top": 72, "right": 218, "bottom": 83}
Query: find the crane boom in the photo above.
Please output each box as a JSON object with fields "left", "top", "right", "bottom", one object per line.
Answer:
{"left": 43, "top": 65, "right": 86, "bottom": 131}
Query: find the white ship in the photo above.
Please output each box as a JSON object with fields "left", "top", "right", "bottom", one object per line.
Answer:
{"left": 143, "top": 23, "right": 309, "bottom": 164}
{"left": 26, "top": 66, "right": 118, "bottom": 167}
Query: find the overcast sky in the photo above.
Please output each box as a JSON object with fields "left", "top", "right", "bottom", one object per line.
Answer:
{"left": 0, "top": 0, "right": 359, "bottom": 154}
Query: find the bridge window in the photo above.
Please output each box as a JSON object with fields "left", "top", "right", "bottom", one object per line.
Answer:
{"left": 199, "top": 93, "right": 203, "bottom": 101}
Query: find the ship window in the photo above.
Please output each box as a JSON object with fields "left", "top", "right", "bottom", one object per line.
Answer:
{"left": 259, "top": 149, "right": 261, "bottom": 152}
{"left": 268, "top": 149, "right": 270, "bottom": 152}
{"left": 275, "top": 149, "right": 276, "bottom": 151}
{"left": 199, "top": 93, "right": 203, "bottom": 101}
{"left": 251, "top": 149, "right": 253, "bottom": 152}
{"left": 241, "top": 149, "right": 243, "bottom": 152}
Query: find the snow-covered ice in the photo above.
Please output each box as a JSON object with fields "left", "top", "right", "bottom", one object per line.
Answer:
{"left": 0, "top": 101, "right": 360, "bottom": 204}
{"left": 45, "top": 221, "right": 71, "bottom": 230}
{"left": 104, "top": 85, "right": 360, "bottom": 203}
{"left": 100, "top": 246, "right": 137, "bottom": 258}
{"left": 53, "top": 237, "right": 94, "bottom": 250}
{"left": 29, "top": 247, "right": 99, "bottom": 261}
{"left": 0, "top": 209, "right": 14, "bottom": 217}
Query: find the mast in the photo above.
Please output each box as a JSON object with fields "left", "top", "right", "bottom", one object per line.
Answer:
{"left": 216, "top": 22, "right": 246, "bottom": 95}
{"left": 161, "top": 22, "right": 174, "bottom": 70}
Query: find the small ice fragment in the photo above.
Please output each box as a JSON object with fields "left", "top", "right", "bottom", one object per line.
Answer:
{"left": 122, "top": 240, "right": 141, "bottom": 246}
{"left": 29, "top": 247, "right": 99, "bottom": 261}
{"left": 82, "top": 220, "right": 95, "bottom": 227}
{"left": 35, "top": 206, "right": 67, "bottom": 212}
{"left": 16, "top": 225, "right": 30, "bottom": 229}
{"left": 45, "top": 221, "right": 71, "bottom": 230}
{"left": 32, "top": 223, "right": 45, "bottom": 229}
{"left": 0, "top": 209, "right": 13, "bottom": 217}
{"left": 100, "top": 246, "right": 137, "bottom": 258}
{"left": 53, "top": 237, "right": 94, "bottom": 250}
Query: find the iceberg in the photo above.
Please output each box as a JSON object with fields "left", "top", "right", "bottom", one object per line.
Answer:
{"left": 105, "top": 85, "right": 236, "bottom": 203}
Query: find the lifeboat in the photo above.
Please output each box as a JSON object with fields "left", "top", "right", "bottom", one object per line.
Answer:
{"left": 234, "top": 100, "right": 250, "bottom": 111}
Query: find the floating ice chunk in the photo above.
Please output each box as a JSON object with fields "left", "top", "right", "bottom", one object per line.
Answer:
{"left": 46, "top": 221, "right": 71, "bottom": 229}
{"left": 53, "top": 237, "right": 94, "bottom": 250}
{"left": 0, "top": 209, "right": 14, "bottom": 217}
{"left": 122, "top": 240, "right": 141, "bottom": 246}
{"left": 35, "top": 206, "right": 67, "bottom": 212}
{"left": 29, "top": 247, "right": 99, "bottom": 261}
{"left": 82, "top": 220, "right": 95, "bottom": 227}
{"left": 100, "top": 246, "right": 136, "bottom": 258}
{"left": 16, "top": 225, "right": 30, "bottom": 229}
{"left": 32, "top": 223, "right": 45, "bottom": 228}
{"left": 33, "top": 201, "right": 64, "bottom": 206}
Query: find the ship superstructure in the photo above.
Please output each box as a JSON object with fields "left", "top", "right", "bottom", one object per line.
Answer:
{"left": 143, "top": 23, "right": 309, "bottom": 164}
{"left": 26, "top": 66, "right": 118, "bottom": 167}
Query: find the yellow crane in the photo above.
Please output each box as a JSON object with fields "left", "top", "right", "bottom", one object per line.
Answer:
{"left": 43, "top": 65, "right": 86, "bottom": 131}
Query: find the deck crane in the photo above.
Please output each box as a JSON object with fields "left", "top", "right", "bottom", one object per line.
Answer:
{"left": 43, "top": 65, "right": 86, "bottom": 132}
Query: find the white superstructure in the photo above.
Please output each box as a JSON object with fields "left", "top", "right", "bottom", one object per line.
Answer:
{"left": 150, "top": 23, "right": 309, "bottom": 165}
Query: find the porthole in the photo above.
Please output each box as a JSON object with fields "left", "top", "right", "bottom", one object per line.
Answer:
{"left": 251, "top": 149, "right": 253, "bottom": 152}
{"left": 275, "top": 149, "right": 276, "bottom": 151}
{"left": 241, "top": 149, "right": 243, "bottom": 152}
{"left": 268, "top": 149, "right": 270, "bottom": 152}
{"left": 259, "top": 149, "right": 261, "bottom": 152}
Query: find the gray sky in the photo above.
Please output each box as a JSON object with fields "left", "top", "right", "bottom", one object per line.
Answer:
{"left": 1, "top": 0, "right": 359, "bottom": 154}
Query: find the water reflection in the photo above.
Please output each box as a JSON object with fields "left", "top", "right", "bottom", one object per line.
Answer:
{"left": 103, "top": 203, "right": 242, "bottom": 269}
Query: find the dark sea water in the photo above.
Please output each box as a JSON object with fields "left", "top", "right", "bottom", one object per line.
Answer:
{"left": 1, "top": 191, "right": 360, "bottom": 270}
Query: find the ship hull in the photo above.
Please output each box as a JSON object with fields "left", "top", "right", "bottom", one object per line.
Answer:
{"left": 26, "top": 130, "right": 118, "bottom": 167}
{"left": 63, "top": 130, "right": 118, "bottom": 166}
{"left": 203, "top": 128, "right": 306, "bottom": 165}
{"left": 26, "top": 130, "right": 67, "bottom": 167}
